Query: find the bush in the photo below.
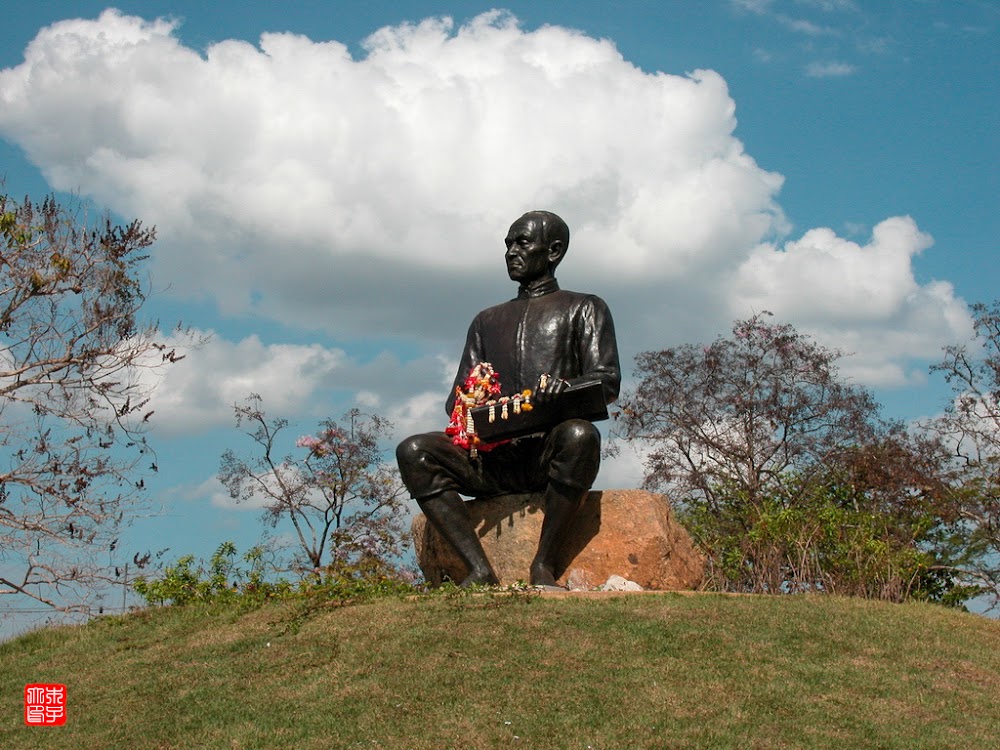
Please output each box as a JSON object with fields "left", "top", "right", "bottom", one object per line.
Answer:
{"left": 683, "top": 476, "right": 973, "bottom": 605}
{"left": 132, "top": 542, "right": 290, "bottom": 606}
{"left": 132, "top": 543, "right": 420, "bottom": 607}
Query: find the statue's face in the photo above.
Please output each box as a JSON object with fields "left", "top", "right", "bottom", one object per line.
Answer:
{"left": 504, "top": 216, "right": 558, "bottom": 283}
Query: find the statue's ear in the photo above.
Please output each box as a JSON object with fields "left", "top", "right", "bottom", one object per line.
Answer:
{"left": 547, "top": 239, "right": 567, "bottom": 267}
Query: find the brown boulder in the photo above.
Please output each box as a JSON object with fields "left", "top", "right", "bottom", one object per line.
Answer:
{"left": 412, "top": 489, "right": 704, "bottom": 590}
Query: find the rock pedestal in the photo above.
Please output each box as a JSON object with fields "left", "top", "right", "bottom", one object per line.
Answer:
{"left": 412, "top": 489, "right": 704, "bottom": 590}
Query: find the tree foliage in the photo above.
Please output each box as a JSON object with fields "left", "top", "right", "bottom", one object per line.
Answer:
{"left": 0, "top": 191, "right": 182, "bottom": 611}
{"left": 218, "top": 395, "right": 408, "bottom": 576}
{"left": 928, "top": 300, "right": 1000, "bottom": 604}
{"left": 617, "top": 313, "right": 961, "bottom": 602}
{"left": 620, "top": 313, "right": 881, "bottom": 507}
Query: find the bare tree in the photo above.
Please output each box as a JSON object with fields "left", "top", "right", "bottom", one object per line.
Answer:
{"left": 218, "top": 395, "right": 408, "bottom": 576}
{"left": 928, "top": 300, "right": 1000, "bottom": 603}
{"left": 617, "top": 313, "right": 957, "bottom": 600}
{"left": 0, "top": 191, "right": 184, "bottom": 611}
{"left": 618, "top": 312, "right": 880, "bottom": 511}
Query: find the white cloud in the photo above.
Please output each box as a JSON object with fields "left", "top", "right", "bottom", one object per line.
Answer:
{"left": 805, "top": 60, "right": 857, "bottom": 77}
{"left": 190, "top": 474, "right": 267, "bottom": 512}
{"left": 779, "top": 17, "right": 839, "bottom": 36}
{"left": 386, "top": 357, "right": 458, "bottom": 439}
{"left": 355, "top": 391, "right": 381, "bottom": 408}
{"left": 733, "top": 217, "right": 932, "bottom": 320}
{"left": 857, "top": 36, "right": 891, "bottom": 55}
{"left": 389, "top": 391, "right": 448, "bottom": 440}
{"left": 732, "top": 0, "right": 775, "bottom": 14}
{"left": 0, "top": 10, "right": 784, "bottom": 327}
{"left": 0, "top": 10, "right": 972, "bottom": 406}
{"left": 138, "top": 330, "right": 346, "bottom": 434}
{"left": 138, "top": 329, "right": 458, "bottom": 436}
{"left": 199, "top": 464, "right": 307, "bottom": 513}
{"left": 730, "top": 217, "right": 973, "bottom": 385}
{"left": 598, "top": 439, "right": 652, "bottom": 490}
{"left": 795, "top": 0, "right": 858, "bottom": 13}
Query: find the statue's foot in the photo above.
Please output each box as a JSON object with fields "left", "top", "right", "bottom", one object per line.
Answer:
{"left": 459, "top": 567, "right": 500, "bottom": 588}
{"left": 529, "top": 560, "right": 558, "bottom": 587}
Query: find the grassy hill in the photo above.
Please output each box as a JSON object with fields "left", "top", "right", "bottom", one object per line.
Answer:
{"left": 2, "top": 591, "right": 998, "bottom": 749}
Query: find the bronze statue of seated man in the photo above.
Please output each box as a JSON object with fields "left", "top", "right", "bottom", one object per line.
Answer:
{"left": 396, "top": 210, "right": 621, "bottom": 587}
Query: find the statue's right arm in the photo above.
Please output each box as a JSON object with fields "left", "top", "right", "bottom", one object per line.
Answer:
{"left": 446, "top": 318, "right": 484, "bottom": 415}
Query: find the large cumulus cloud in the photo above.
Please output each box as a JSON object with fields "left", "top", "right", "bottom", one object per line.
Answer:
{"left": 0, "top": 8, "right": 971, "bottom": 415}
{"left": 0, "top": 12, "right": 780, "bottom": 317}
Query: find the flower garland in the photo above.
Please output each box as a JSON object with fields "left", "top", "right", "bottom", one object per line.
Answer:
{"left": 446, "top": 362, "right": 532, "bottom": 458}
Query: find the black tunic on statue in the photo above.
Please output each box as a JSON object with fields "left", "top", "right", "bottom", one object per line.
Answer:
{"left": 396, "top": 276, "right": 621, "bottom": 501}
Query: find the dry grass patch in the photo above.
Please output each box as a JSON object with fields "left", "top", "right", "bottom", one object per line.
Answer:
{"left": 2, "top": 592, "right": 999, "bottom": 749}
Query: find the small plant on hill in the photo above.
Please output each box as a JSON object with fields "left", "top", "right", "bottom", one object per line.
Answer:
{"left": 131, "top": 542, "right": 290, "bottom": 606}
{"left": 132, "top": 541, "right": 421, "bottom": 609}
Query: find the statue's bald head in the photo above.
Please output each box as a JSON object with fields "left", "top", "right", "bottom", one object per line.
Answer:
{"left": 504, "top": 210, "right": 571, "bottom": 283}
{"left": 520, "top": 210, "right": 570, "bottom": 257}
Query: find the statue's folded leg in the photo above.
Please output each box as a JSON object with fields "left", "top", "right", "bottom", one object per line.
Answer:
{"left": 418, "top": 491, "right": 499, "bottom": 587}
{"left": 530, "top": 419, "right": 602, "bottom": 586}
{"left": 530, "top": 480, "right": 588, "bottom": 586}
{"left": 396, "top": 432, "right": 500, "bottom": 587}
{"left": 398, "top": 420, "right": 601, "bottom": 587}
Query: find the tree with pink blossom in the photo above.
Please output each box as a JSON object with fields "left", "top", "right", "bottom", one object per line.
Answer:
{"left": 218, "top": 394, "right": 408, "bottom": 576}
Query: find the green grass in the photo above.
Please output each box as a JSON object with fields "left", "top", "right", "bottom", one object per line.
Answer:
{"left": 2, "top": 592, "right": 998, "bottom": 749}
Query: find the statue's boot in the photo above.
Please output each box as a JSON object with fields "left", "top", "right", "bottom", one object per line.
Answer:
{"left": 418, "top": 491, "right": 499, "bottom": 587}
{"left": 530, "top": 480, "right": 587, "bottom": 586}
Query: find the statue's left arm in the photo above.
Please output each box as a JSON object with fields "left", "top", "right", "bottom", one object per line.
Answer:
{"left": 569, "top": 295, "right": 621, "bottom": 405}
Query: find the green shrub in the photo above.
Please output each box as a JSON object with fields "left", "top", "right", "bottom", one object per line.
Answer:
{"left": 682, "top": 478, "right": 973, "bottom": 605}
{"left": 132, "top": 543, "right": 420, "bottom": 608}
{"left": 132, "top": 542, "right": 291, "bottom": 606}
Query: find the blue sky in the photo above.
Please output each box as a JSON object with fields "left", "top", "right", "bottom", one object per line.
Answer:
{"left": 1, "top": 1, "right": 998, "bottom": 629}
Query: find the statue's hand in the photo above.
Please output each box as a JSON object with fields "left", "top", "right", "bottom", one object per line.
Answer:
{"left": 534, "top": 373, "right": 568, "bottom": 404}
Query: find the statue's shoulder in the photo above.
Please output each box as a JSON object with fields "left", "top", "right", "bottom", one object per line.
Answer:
{"left": 475, "top": 295, "right": 519, "bottom": 318}
{"left": 467, "top": 298, "right": 516, "bottom": 332}
{"left": 555, "top": 288, "right": 613, "bottom": 310}
{"left": 469, "top": 290, "right": 611, "bottom": 327}
{"left": 558, "top": 288, "right": 602, "bottom": 300}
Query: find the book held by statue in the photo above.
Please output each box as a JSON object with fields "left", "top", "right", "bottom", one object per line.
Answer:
{"left": 470, "top": 379, "right": 608, "bottom": 442}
